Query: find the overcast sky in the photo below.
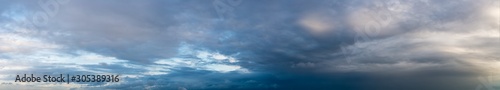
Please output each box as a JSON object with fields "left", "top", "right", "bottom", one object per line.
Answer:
{"left": 0, "top": 0, "right": 499, "bottom": 90}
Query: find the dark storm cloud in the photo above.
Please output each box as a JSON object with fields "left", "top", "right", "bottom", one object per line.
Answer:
{"left": 28, "top": 0, "right": 356, "bottom": 64}
{"left": 33, "top": 0, "right": 217, "bottom": 63}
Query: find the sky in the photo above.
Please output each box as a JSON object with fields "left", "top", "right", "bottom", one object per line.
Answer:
{"left": 0, "top": 0, "right": 499, "bottom": 90}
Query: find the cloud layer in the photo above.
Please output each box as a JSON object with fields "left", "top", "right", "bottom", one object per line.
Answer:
{"left": 0, "top": 0, "right": 499, "bottom": 90}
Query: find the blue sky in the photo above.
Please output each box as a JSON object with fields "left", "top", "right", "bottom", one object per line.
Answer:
{"left": 0, "top": 0, "right": 499, "bottom": 90}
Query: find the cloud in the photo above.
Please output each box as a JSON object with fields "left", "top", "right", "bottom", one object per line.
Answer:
{"left": 0, "top": 0, "right": 498, "bottom": 90}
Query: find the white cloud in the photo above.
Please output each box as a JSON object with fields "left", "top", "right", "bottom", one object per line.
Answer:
{"left": 212, "top": 53, "right": 229, "bottom": 60}
{"left": 204, "top": 64, "right": 242, "bottom": 73}
{"left": 153, "top": 43, "right": 248, "bottom": 74}
{"left": 144, "top": 65, "right": 170, "bottom": 75}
